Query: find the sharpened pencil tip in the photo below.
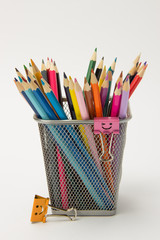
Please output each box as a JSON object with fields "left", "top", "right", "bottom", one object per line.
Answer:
{"left": 120, "top": 71, "right": 123, "bottom": 78}
{"left": 74, "top": 78, "right": 77, "bottom": 83}
{"left": 23, "top": 65, "right": 27, "bottom": 70}
{"left": 53, "top": 61, "right": 56, "bottom": 66}
{"left": 15, "top": 68, "right": 19, "bottom": 72}
{"left": 91, "top": 69, "right": 94, "bottom": 73}
{"left": 126, "top": 75, "right": 130, "bottom": 82}
{"left": 69, "top": 76, "right": 72, "bottom": 80}
{"left": 51, "top": 58, "right": 53, "bottom": 63}
{"left": 63, "top": 72, "right": 67, "bottom": 79}
{"left": 42, "top": 59, "right": 44, "bottom": 64}
{"left": 29, "top": 63, "right": 32, "bottom": 67}
{"left": 102, "top": 57, "right": 104, "bottom": 60}
{"left": 95, "top": 48, "right": 97, "bottom": 52}
{"left": 14, "top": 77, "right": 18, "bottom": 82}
{"left": 115, "top": 57, "right": 117, "bottom": 62}
{"left": 47, "top": 57, "right": 49, "bottom": 61}
{"left": 144, "top": 61, "right": 147, "bottom": 65}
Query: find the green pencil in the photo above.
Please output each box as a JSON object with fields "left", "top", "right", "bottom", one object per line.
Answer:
{"left": 86, "top": 48, "right": 97, "bottom": 84}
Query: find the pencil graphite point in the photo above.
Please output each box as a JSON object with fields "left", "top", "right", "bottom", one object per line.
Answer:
{"left": 42, "top": 59, "right": 44, "bottom": 64}
{"left": 23, "top": 65, "right": 27, "bottom": 70}
{"left": 15, "top": 68, "right": 19, "bottom": 72}
{"left": 47, "top": 57, "right": 49, "bottom": 60}
{"left": 53, "top": 61, "right": 56, "bottom": 66}
{"left": 14, "top": 77, "right": 18, "bottom": 82}
{"left": 74, "top": 78, "right": 77, "bottom": 83}
{"left": 115, "top": 57, "right": 117, "bottom": 62}
{"left": 95, "top": 48, "right": 97, "bottom": 52}
{"left": 120, "top": 71, "right": 123, "bottom": 78}
{"left": 63, "top": 72, "right": 67, "bottom": 78}
{"left": 29, "top": 63, "right": 32, "bottom": 67}
{"left": 144, "top": 61, "right": 147, "bottom": 65}
{"left": 51, "top": 58, "right": 53, "bottom": 63}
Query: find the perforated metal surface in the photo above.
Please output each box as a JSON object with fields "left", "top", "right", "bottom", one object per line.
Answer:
{"left": 37, "top": 102, "right": 129, "bottom": 215}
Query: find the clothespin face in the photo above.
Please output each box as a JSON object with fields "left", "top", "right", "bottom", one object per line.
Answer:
{"left": 94, "top": 117, "right": 119, "bottom": 135}
{"left": 30, "top": 195, "right": 49, "bottom": 223}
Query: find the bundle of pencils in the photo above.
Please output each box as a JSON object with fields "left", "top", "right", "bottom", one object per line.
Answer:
{"left": 14, "top": 50, "right": 147, "bottom": 210}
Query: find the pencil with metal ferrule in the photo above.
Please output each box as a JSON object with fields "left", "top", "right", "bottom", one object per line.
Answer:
{"left": 98, "top": 65, "right": 106, "bottom": 91}
{"left": 49, "top": 59, "right": 59, "bottom": 100}
{"left": 83, "top": 78, "right": 96, "bottom": 119}
{"left": 95, "top": 57, "right": 104, "bottom": 81}
{"left": 100, "top": 73, "right": 109, "bottom": 110}
{"left": 91, "top": 70, "right": 103, "bottom": 117}
{"left": 14, "top": 78, "right": 41, "bottom": 118}
{"left": 41, "top": 59, "right": 48, "bottom": 83}
{"left": 54, "top": 61, "right": 63, "bottom": 106}
{"left": 15, "top": 68, "right": 27, "bottom": 82}
{"left": 129, "top": 65, "right": 147, "bottom": 98}
{"left": 30, "top": 59, "right": 44, "bottom": 92}
{"left": 103, "top": 70, "right": 113, "bottom": 116}
{"left": 119, "top": 76, "right": 130, "bottom": 119}
{"left": 63, "top": 73, "right": 76, "bottom": 119}
{"left": 41, "top": 78, "right": 67, "bottom": 120}
{"left": 86, "top": 48, "right": 97, "bottom": 84}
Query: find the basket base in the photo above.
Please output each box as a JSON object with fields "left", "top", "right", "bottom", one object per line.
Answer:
{"left": 51, "top": 209, "right": 116, "bottom": 217}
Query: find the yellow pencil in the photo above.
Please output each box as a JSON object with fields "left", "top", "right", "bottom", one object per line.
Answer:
{"left": 30, "top": 59, "right": 44, "bottom": 92}
{"left": 98, "top": 65, "right": 106, "bottom": 91}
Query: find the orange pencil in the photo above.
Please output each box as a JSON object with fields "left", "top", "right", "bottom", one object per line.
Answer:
{"left": 90, "top": 69, "right": 103, "bottom": 117}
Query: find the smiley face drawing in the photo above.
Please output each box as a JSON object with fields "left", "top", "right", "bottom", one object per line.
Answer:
{"left": 94, "top": 117, "right": 119, "bottom": 134}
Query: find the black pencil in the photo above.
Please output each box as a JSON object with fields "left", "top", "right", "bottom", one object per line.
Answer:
{"left": 95, "top": 57, "right": 104, "bottom": 81}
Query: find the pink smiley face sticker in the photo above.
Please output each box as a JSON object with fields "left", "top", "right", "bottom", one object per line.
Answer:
{"left": 94, "top": 117, "right": 119, "bottom": 135}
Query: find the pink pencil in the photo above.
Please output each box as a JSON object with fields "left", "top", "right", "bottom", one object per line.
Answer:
{"left": 49, "top": 59, "right": 59, "bottom": 100}
{"left": 56, "top": 146, "right": 69, "bottom": 209}
{"left": 74, "top": 78, "right": 103, "bottom": 175}
{"left": 111, "top": 79, "right": 122, "bottom": 117}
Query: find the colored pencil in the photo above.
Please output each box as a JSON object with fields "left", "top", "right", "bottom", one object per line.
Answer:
{"left": 63, "top": 73, "right": 76, "bottom": 119}
{"left": 100, "top": 73, "right": 109, "bottom": 110}
{"left": 103, "top": 70, "right": 113, "bottom": 116}
{"left": 119, "top": 76, "right": 130, "bottom": 119}
{"left": 110, "top": 80, "right": 122, "bottom": 117}
{"left": 29, "top": 63, "right": 33, "bottom": 74}
{"left": 98, "top": 65, "right": 106, "bottom": 91}
{"left": 46, "top": 57, "right": 50, "bottom": 80}
{"left": 41, "top": 78, "right": 67, "bottom": 120}
{"left": 108, "top": 57, "right": 117, "bottom": 75}
{"left": 14, "top": 78, "right": 40, "bottom": 118}
{"left": 41, "top": 59, "right": 48, "bottom": 83}
{"left": 74, "top": 78, "right": 104, "bottom": 175}
{"left": 15, "top": 68, "right": 27, "bottom": 82}
{"left": 54, "top": 61, "right": 63, "bottom": 106}
{"left": 129, "top": 65, "right": 147, "bottom": 98}
{"left": 21, "top": 81, "right": 50, "bottom": 120}
{"left": 133, "top": 53, "right": 141, "bottom": 65}
{"left": 91, "top": 70, "right": 103, "bottom": 117}
{"left": 95, "top": 57, "right": 104, "bottom": 81}
{"left": 137, "top": 61, "right": 147, "bottom": 73}
{"left": 86, "top": 48, "right": 97, "bottom": 84}
{"left": 83, "top": 78, "right": 96, "bottom": 119}
{"left": 49, "top": 59, "right": 59, "bottom": 100}
{"left": 69, "top": 76, "right": 82, "bottom": 120}
{"left": 30, "top": 59, "right": 44, "bottom": 92}
{"left": 123, "top": 62, "right": 139, "bottom": 83}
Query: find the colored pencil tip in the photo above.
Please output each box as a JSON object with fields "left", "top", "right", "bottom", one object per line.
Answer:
{"left": 102, "top": 57, "right": 104, "bottom": 60}
{"left": 69, "top": 76, "right": 72, "bottom": 80}
{"left": 15, "top": 68, "right": 19, "bottom": 72}
{"left": 91, "top": 69, "right": 94, "bottom": 73}
{"left": 126, "top": 75, "right": 130, "bottom": 82}
{"left": 47, "top": 57, "right": 49, "bottom": 61}
{"left": 74, "top": 78, "right": 77, "bottom": 83}
{"left": 23, "top": 65, "right": 27, "bottom": 70}
{"left": 120, "top": 71, "right": 123, "bottom": 78}
{"left": 42, "top": 59, "right": 44, "bottom": 64}
{"left": 51, "top": 58, "right": 53, "bottom": 62}
{"left": 30, "top": 59, "right": 34, "bottom": 65}
{"left": 14, "top": 77, "right": 18, "bottom": 82}
{"left": 53, "top": 61, "right": 56, "bottom": 66}
{"left": 29, "top": 63, "right": 32, "bottom": 67}
{"left": 95, "top": 48, "right": 97, "bottom": 52}
{"left": 84, "top": 77, "right": 87, "bottom": 84}
{"left": 117, "top": 81, "right": 121, "bottom": 89}
{"left": 115, "top": 57, "right": 117, "bottom": 62}
{"left": 144, "top": 61, "right": 147, "bottom": 65}
{"left": 105, "top": 73, "right": 108, "bottom": 80}
{"left": 63, "top": 72, "right": 67, "bottom": 79}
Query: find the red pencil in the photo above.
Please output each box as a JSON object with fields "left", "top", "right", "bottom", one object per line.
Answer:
{"left": 129, "top": 65, "right": 147, "bottom": 98}
{"left": 49, "top": 59, "right": 59, "bottom": 100}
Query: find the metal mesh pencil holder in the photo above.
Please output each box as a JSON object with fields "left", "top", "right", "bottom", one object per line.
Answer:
{"left": 34, "top": 100, "right": 131, "bottom": 216}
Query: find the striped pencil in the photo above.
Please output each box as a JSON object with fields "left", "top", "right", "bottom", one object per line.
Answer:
{"left": 63, "top": 73, "right": 76, "bottom": 119}
{"left": 119, "top": 76, "right": 130, "bottom": 119}
{"left": 41, "top": 78, "right": 67, "bottom": 120}
{"left": 54, "top": 61, "right": 63, "bottom": 106}
{"left": 98, "top": 65, "right": 106, "bottom": 91}
{"left": 86, "top": 48, "right": 97, "bottom": 84}
{"left": 49, "top": 59, "right": 59, "bottom": 100}
{"left": 100, "top": 73, "right": 109, "bottom": 110}
{"left": 15, "top": 68, "right": 27, "bottom": 82}
{"left": 103, "top": 70, "right": 113, "bottom": 116}
{"left": 91, "top": 70, "right": 103, "bottom": 117}
{"left": 83, "top": 78, "right": 96, "bottom": 119}
{"left": 41, "top": 59, "right": 48, "bottom": 82}
{"left": 95, "top": 57, "right": 104, "bottom": 81}
{"left": 129, "top": 65, "right": 147, "bottom": 98}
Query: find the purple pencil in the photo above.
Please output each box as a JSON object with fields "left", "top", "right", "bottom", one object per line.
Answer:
{"left": 119, "top": 76, "right": 130, "bottom": 119}
{"left": 100, "top": 73, "right": 109, "bottom": 110}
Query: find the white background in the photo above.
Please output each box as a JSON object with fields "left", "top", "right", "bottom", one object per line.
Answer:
{"left": 0, "top": 0, "right": 160, "bottom": 239}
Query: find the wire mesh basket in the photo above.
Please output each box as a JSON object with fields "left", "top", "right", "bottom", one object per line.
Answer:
{"left": 34, "top": 100, "right": 131, "bottom": 216}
